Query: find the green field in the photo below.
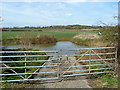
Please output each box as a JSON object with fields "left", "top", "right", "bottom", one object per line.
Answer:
{"left": 1, "top": 28, "right": 118, "bottom": 47}
{"left": 2, "top": 29, "right": 99, "bottom": 41}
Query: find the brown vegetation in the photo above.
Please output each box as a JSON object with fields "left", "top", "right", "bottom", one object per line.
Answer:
{"left": 20, "top": 33, "right": 57, "bottom": 49}
{"left": 32, "top": 34, "right": 57, "bottom": 44}
{"left": 73, "top": 33, "right": 100, "bottom": 40}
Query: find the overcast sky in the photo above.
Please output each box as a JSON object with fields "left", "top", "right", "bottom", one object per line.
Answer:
{"left": 1, "top": 1, "right": 118, "bottom": 27}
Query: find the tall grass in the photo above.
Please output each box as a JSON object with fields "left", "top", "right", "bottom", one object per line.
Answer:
{"left": 19, "top": 32, "right": 57, "bottom": 49}
{"left": 19, "top": 32, "right": 35, "bottom": 49}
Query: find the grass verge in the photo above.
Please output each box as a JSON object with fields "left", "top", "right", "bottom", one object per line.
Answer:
{"left": 88, "top": 73, "right": 118, "bottom": 88}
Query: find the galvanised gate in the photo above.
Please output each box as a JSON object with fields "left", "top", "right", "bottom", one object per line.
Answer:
{"left": 0, "top": 47, "right": 117, "bottom": 82}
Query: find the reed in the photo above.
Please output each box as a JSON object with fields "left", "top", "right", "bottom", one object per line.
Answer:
{"left": 19, "top": 32, "right": 57, "bottom": 49}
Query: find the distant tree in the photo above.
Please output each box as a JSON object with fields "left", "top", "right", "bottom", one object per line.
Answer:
{"left": 24, "top": 26, "right": 29, "bottom": 28}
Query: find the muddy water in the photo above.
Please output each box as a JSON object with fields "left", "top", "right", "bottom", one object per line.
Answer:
{"left": 3, "top": 41, "right": 87, "bottom": 55}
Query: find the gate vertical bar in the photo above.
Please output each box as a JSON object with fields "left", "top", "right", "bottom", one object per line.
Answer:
{"left": 25, "top": 53, "right": 27, "bottom": 79}
{"left": 57, "top": 64, "right": 59, "bottom": 79}
{"left": 57, "top": 63, "right": 61, "bottom": 80}
{"left": 89, "top": 49, "right": 91, "bottom": 73}
{"left": 59, "top": 56, "right": 62, "bottom": 81}
{"left": 115, "top": 47, "right": 118, "bottom": 72}
{"left": 67, "top": 55, "right": 69, "bottom": 64}
{"left": 115, "top": 47, "right": 117, "bottom": 60}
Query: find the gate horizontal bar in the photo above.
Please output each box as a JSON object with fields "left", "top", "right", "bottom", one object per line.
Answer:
{"left": 0, "top": 71, "right": 57, "bottom": 76}
{"left": 0, "top": 59, "right": 54, "bottom": 63}
{"left": 0, "top": 58, "right": 115, "bottom": 64}
{"left": 0, "top": 77, "right": 58, "bottom": 82}
{"left": 0, "top": 65, "right": 57, "bottom": 69}
{"left": 63, "top": 71, "right": 112, "bottom": 77}
{"left": 78, "top": 58, "right": 116, "bottom": 62}
{"left": 64, "top": 68, "right": 113, "bottom": 73}
{"left": 0, "top": 55, "right": 57, "bottom": 58}
{"left": 66, "top": 52, "right": 115, "bottom": 57}
{"left": 52, "top": 58, "right": 116, "bottom": 64}
{"left": 69, "top": 47, "right": 116, "bottom": 51}
{"left": 62, "top": 63, "right": 114, "bottom": 69}
{"left": 0, "top": 51, "right": 58, "bottom": 53}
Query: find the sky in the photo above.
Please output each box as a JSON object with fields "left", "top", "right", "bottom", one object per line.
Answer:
{"left": 1, "top": 1, "right": 118, "bottom": 27}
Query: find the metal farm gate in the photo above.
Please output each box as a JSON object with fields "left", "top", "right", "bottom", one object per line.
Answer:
{"left": 0, "top": 47, "right": 117, "bottom": 82}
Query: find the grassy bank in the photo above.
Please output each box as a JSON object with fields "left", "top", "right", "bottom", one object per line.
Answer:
{"left": 73, "top": 28, "right": 118, "bottom": 47}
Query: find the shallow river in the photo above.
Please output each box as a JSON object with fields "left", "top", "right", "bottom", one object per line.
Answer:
{"left": 3, "top": 41, "right": 87, "bottom": 55}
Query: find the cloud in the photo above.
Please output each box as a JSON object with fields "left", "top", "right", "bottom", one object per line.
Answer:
{"left": 2, "top": 2, "right": 118, "bottom": 27}
{"left": 66, "top": 0, "right": 87, "bottom": 3}
{"left": 65, "top": 13, "right": 72, "bottom": 16}
{"left": 57, "top": 3, "right": 66, "bottom": 9}
{"left": 1, "top": 0, "right": 119, "bottom": 2}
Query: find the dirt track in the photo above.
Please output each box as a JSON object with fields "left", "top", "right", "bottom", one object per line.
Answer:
{"left": 33, "top": 56, "right": 91, "bottom": 88}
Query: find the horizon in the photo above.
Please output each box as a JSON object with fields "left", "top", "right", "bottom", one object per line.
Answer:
{"left": 1, "top": 2, "right": 118, "bottom": 27}
{"left": 2, "top": 24, "right": 117, "bottom": 29}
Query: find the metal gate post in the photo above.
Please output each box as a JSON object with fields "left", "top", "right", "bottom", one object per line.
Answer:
{"left": 57, "top": 63, "right": 62, "bottom": 80}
